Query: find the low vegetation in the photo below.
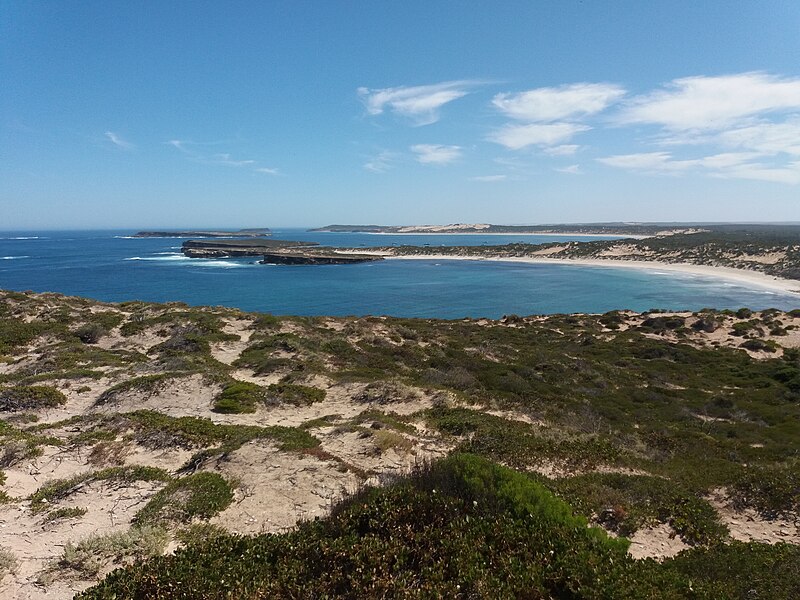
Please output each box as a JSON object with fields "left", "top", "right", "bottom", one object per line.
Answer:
{"left": 0, "top": 385, "right": 67, "bottom": 412}
{"left": 54, "top": 525, "right": 168, "bottom": 579}
{"left": 134, "top": 472, "right": 234, "bottom": 526}
{"left": 3, "top": 290, "right": 800, "bottom": 597}
{"left": 79, "top": 455, "right": 800, "bottom": 599}
{"left": 0, "top": 545, "right": 17, "bottom": 582}
{"left": 266, "top": 382, "right": 325, "bottom": 406}
{"left": 29, "top": 466, "right": 172, "bottom": 513}
{"left": 211, "top": 381, "right": 266, "bottom": 414}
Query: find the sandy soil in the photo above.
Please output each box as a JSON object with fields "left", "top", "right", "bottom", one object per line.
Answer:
{"left": 628, "top": 523, "right": 689, "bottom": 560}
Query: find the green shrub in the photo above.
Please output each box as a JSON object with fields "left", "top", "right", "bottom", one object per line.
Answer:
{"left": 74, "top": 323, "right": 107, "bottom": 344}
{"left": 740, "top": 339, "right": 779, "bottom": 353}
{"left": 30, "top": 466, "right": 171, "bottom": 512}
{"left": 175, "top": 523, "right": 228, "bottom": 547}
{"left": 267, "top": 382, "right": 325, "bottom": 406}
{"left": 121, "top": 410, "right": 319, "bottom": 455}
{"left": 731, "top": 462, "right": 800, "bottom": 517}
{"left": 95, "top": 373, "right": 181, "bottom": 405}
{"left": 0, "top": 546, "right": 17, "bottom": 583}
{"left": 555, "top": 472, "right": 728, "bottom": 545}
{"left": 0, "top": 318, "right": 49, "bottom": 353}
{"left": 57, "top": 525, "right": 168, "bottom": 578}
{"left": 0, "top": 385, "right": 67, "bottom": 411}
{"left": 664, "top": 541, "right": 800, "bottom": 599}
{"left": 80, "top": 455, "right": 701, "bottom": 599}
{"left": 134, "top": 472, "right": 234, "bottom": 526}
{"left": 42, "top": 506, "right": 88, "bottom": 523}
{"left": 212, "top": 381, "right": 266, "bottom": 414}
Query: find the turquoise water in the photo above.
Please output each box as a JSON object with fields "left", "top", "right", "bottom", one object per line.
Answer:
{"left": 0, "top": 229, "right": 797, "bottom": 318}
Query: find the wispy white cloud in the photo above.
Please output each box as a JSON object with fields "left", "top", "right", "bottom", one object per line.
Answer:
{"left": 411, "top": 144, "right": 462, "bottom": 165}
{"left": 717, "top": 120, "right": 800, "bottom": 156}
{"left": 104, "top": 131, "right": 133, "bottom": 149}
{"left": 555, "top": 164, "right": 581, "bottom": 175}
{"left": 493, "top": 83, "right": 625, "bottom": 122}
{"left": 212, "top": 153, "right": 255, "bottom": 167}
{"left": 358, "top": 81, "right": 478, "bottom": 126}
{"left": 469, "top": 174, "right": 507, "bottom": 182}
{"left": 618, "top": 72, "right": 800, "bottom": 130}
{"left": 596, "top": 73, "right": 800, "bottom": 184}
{"left": 596, "top": 150, "right": 800, "bottom": 183}
{"left": 488, "top": 123, "right": 590, "bottom": 150}
{"left": 597, "top": 152, "right": 689, "bottom": 171}
{"left": 718, "top": 161, "right": 800, "bottom": 184}
{"left": 363, "top": 150, "right": 396, "bottom": 173}
{"left": 166, "top": 139, "right": 278, "bottom": 174}
{"left": 167, "top": 139, "right": 188, "bottom": 151}
{"left": 543, "top": 144, "right": 580, "bottom": 156}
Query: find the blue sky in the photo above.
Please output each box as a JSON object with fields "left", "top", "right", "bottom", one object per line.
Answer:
{"left": 2, "top": 1, "right": 800, "bottom": 229}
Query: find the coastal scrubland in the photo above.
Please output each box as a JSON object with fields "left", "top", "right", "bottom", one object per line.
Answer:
{"left": 386, "top": 227, "right": 800, "bottom": 282}
{"left": 1, "top": 290, "right": 800, "bottom": 597}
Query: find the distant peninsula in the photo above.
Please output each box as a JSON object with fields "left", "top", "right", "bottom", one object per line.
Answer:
{"left": 133, "top": 228, "right": 272, "bottom": 238}
{"left": 310, "top": 223, "right": 704, "bottom": 236}
{"left": 178, "top": 224, "right": 800, "bottom": 285}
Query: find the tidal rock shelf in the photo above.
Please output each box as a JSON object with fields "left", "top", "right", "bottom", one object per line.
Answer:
{"left": 181, "top": 238, "right": 316, "bottom": 258}
{"left": 260, "top": 252, "right": 383, "bottom": 265}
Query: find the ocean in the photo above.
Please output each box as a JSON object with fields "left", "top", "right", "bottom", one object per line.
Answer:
{"left": 0, "top": 229, "right": 797, "bottom": 318}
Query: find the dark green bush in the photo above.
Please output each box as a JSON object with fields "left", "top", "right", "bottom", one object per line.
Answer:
{"left": 267, "top": 382, "right": 325, "bottom": 406}
{"left": 555, "top": 472, "right": 728, "bottom": 545}
{"left": 134, "top": 472, "right": 234, "bottom": 526}
{"left": 212, "top": 381, "right": 266, "bottom": 414}
{"left": 30, "top": 465, "right": 171, "bottom": 512}
{"left": 74, "top": 323, "right": 107, "bottom": 344}
{"left": 0, "top": 385, "right": 67, "bottom": 412}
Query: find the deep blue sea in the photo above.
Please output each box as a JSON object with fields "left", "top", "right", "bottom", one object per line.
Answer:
{"left": 0, "top": 229, "right": 797, "bottom": 318}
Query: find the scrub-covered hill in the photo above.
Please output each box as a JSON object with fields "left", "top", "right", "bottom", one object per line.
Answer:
{"left": 1, "top": 290, "right": 800, "bottom": 598}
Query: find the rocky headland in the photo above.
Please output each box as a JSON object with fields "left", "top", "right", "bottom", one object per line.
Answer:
{"left": 181, "top": 239, "right": 382, "bottom": 264}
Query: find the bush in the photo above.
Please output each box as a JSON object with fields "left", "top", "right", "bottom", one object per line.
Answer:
{"left": 212, "top": 381, "right": 266, "bottom": 414}
{"left": 731, "top": 462, "right": 800, "bottom": 517}
{"left": 30, "top": 466, "right": 172, "bottom": 512}
{"left": 555, "top": 472, "right": 728, "bottom": 545}
{"left": 0, "top": 385, "right": 67, "bottom": 412}
{"left": 95, "top": 373, "right": 180, "bottom": 406}
{"left": 74, "top": 323, "right": 107, "bottom": 344}
{"left": 57, "top": 525, "right": 168, "bottom": 578}
{"left": 740, "top": 339, "right": 778, "bottom": 353}
{"left": 81, "top": 455, "right": 703, "bottom": 599}
{"left": 267, "top": 382, "right": 325, "bottom": 406}
{"left": 134, "top": 472, "right": 234, "bottom": 526}
{"left": 42, "top": 506, "right": 88, "bottom": 523}
{"left": 0, "top": 546, "right": 17, "bottom": 582}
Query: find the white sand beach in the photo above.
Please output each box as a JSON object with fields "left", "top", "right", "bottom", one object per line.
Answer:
{"left": 387, "top": 254, "right": 800, "bottom": 295}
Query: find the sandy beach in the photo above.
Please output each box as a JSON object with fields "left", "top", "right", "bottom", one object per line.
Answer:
{"left": 387, "top": 254, "right": 800, "bottom": 296}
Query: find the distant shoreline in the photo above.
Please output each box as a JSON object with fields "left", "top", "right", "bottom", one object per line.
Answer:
{"left": 335, "top": 231, "right": 650, "bottom": 239}
{"left": 383, "top": 254, "right": 800, "bottom": 295}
